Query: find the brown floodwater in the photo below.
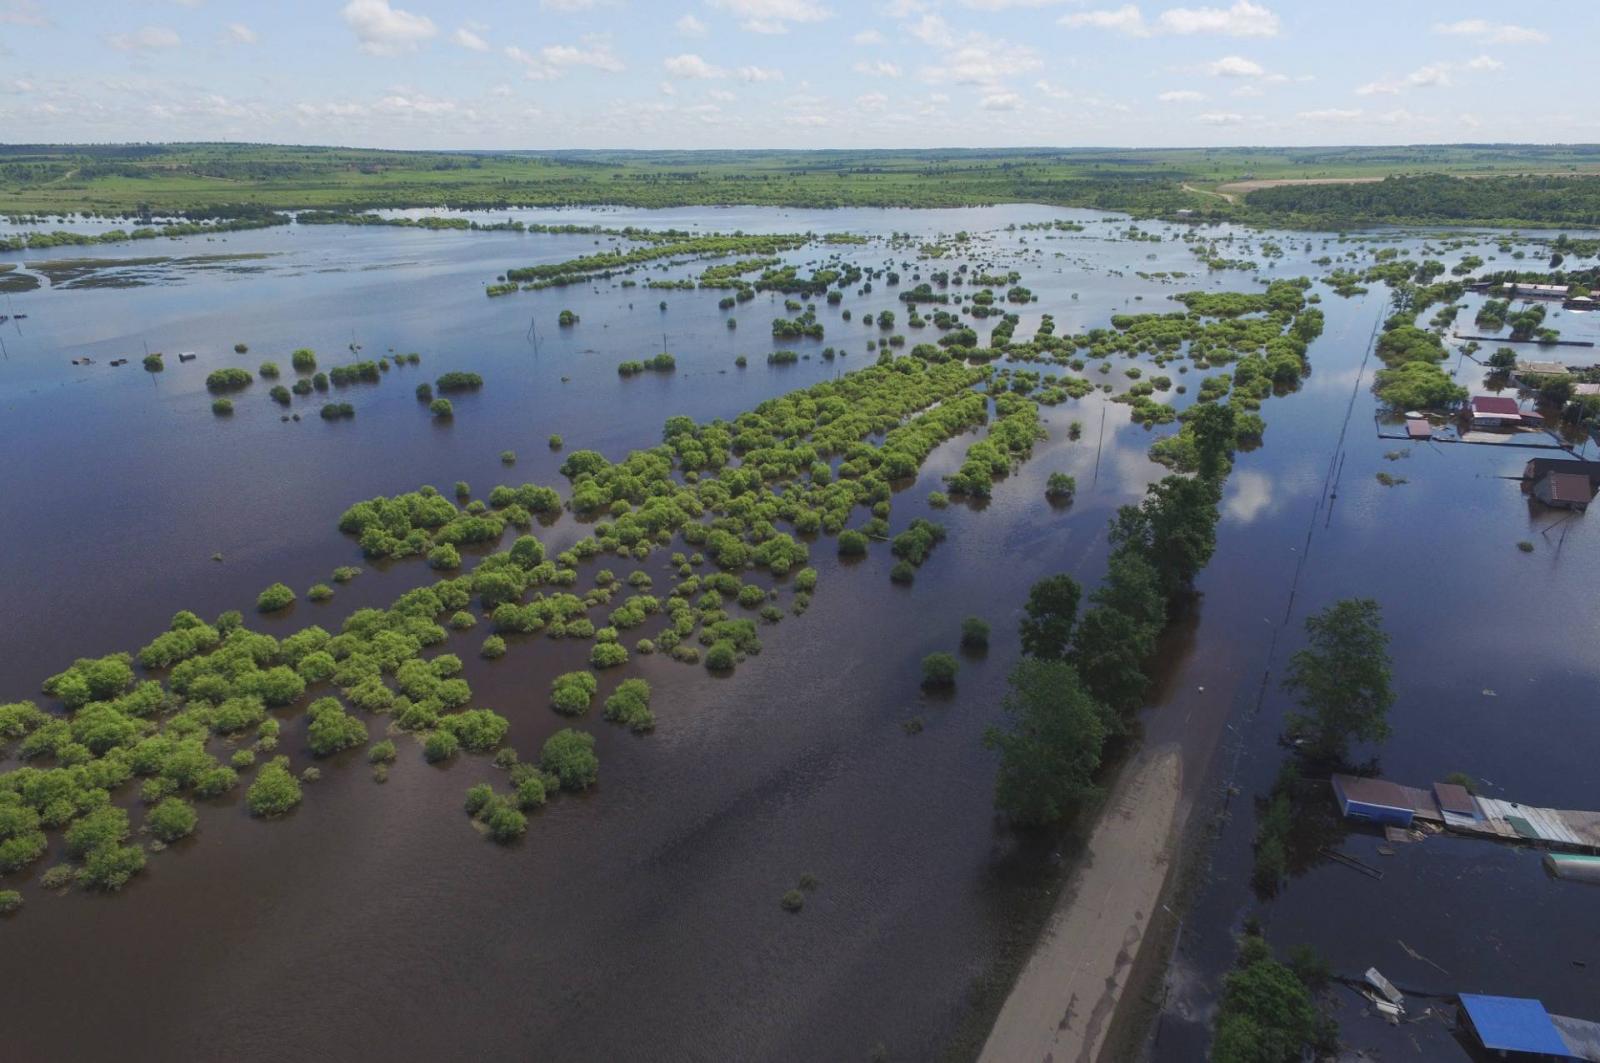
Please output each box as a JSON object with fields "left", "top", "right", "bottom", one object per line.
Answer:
{"left": 2, "top": 207, "right": 1593, "bottom": 1061}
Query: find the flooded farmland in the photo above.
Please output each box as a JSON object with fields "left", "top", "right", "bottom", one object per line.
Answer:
{"left": 2, "top": 205, "right": 1597, "bottom": 1061}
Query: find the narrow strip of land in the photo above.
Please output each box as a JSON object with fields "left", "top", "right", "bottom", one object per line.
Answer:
{"left": 978, "top": 746, "right": 1183, "bottom": 1063}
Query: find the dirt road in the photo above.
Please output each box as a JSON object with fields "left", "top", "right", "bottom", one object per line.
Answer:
{"left": 977, "top": 746, "right": 1184, "bottom": 1063}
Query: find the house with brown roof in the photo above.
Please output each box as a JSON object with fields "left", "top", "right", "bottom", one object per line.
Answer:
{"left": 1535, "top": 471, "right": 1595, "bottom": 511}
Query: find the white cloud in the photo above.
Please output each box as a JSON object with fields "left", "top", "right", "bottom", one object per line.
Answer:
{"left": 676, "top": 14, "right": 708, "bottom": 35}
{"left": 1357, "top": 62, "right": 1452, "bottom": 96}
{"left": 1060, "top": 4, "right": 1146, "bottom": 34}
{"left": 1375, "top": 108, "right": 1421, "bottom": 125}
{"left": 541, "top": 43, "right": 625, "bottom": 72}
{"left": 504, "top": 45, "right": 557, "bottom": 79}
{"left": 1196, "top": 111, "right": 1243, "bottom": 124}
{"left": 785, "top": 113, "right": 829, "bottom": 126}
{"left": 908, "top": 14, "right": 955, "bottom": 47}
{"left": 852, "top": 29, "right": 884, "bottom": 45}
{"left": 1459, "top": 111, "right": 1481, "bottom": 128}
{"left": 1158, "top": 2, "right": 1278, "bottom": 37}
{"left": 960, "top": 0, "right": 1069, "bottom": 8}
{"left": 1158, "top": 89, "right": 1205, "bottom": 102}
{"left": 223, "top": 22, "right": 256, "bottom": 45}
{"left": 854, "top": 59, "right": 901, "bottom": 77}
{"left": 1297, "top": 107, "right": 1361, "bottom": 122}
{"left": 541, "top": 0, "right": 607, "bottom": 9}
{"left": 856, "top": 90, "right": 888, "bottom": 109}
{"left": 663, "top": 52, "right": 722, "bottom": 78}
{"left": 737, "top": 65, "right": 784, "bottom": 81}
{"left": 922, "top": 33, "right": 1041, "bottom": 85}
{"left": 507, "top": 40, "right": 624, "bottom": 78}
{"left": 1466, "top": 54, "right": 1503, "bottom": 71}
{"left": 341, "top": 0, "right": 436, "bottom": 56}
{"left": 108, "top": 26, "right": 181, "bottom": 51}
{"left": 1061, "top": 2, "right": 1278, "bottom": 37}
{"left": 451, "top": 27, "right": 489, "bottom": 51}
{"left": 708, "top": 0, "right": 833, "bottom": 34}
{"left": 1432, "top": 19, "right": 1548, "bottom": 45}
{"left": 981, "top": 91, "right": 1022, "bottom": 110}
{"left": 707, "top": 88, "right": 736, "bottom": 101}
{"left": 1205, "top": 55, "right": 1262, "bottom": 77}
{"left": 0, "top": 1, "right": 48, "bottom": 27}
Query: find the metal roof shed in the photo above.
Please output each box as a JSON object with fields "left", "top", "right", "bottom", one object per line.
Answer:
{"left": 1459, "top": 994, "right": 1579, "bottom": 1058}
{"left": 1536, "top": 472, "right": 1595, "bottom": 511}
{"left": 1331, "top": 774, "right": 1417, "bottom": 827}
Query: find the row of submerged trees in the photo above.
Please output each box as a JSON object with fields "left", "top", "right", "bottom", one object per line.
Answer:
{"left": 984, "top": 401, "right": 1244, "bottom": 825}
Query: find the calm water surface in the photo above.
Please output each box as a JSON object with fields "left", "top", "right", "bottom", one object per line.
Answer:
{"left": 2, "top": 206, "right": 1595, "bottom": 1061}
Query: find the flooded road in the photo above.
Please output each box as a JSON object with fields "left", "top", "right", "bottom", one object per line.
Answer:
{"left": 2, "top": 206, "right": 1596, "bottom": 1060}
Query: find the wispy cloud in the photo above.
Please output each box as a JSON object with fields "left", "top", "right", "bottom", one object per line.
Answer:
{"left": 341, "top": 0, "right": 436, "bottom": 56}
{"left": 708, "top": 0, "right": 833, "bottom": 35}
{"left": 1433, "top": 19, "right": 1548, "bottom": 45}
{"left": 108, "top": 26, "right": 182, "bottom": 52}
{"left": 1061, "top": 2, "right": 1279, "bottom": 38}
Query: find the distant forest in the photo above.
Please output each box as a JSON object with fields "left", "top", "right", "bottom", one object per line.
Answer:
{"left": 1244, "top": 174, "right": 1600, "bottom": 228}
{"left": 1, "top": 143, "right": 1599, "bottom": 228}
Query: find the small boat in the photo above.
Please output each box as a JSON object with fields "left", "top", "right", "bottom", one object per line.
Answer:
{"left": 178, "top": 351, "right": 197, "bottom": 362}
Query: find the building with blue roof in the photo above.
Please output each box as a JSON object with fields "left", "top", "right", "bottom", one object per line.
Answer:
{"left": 1459, "top": 994, "right": 1583, "bottom": 1059}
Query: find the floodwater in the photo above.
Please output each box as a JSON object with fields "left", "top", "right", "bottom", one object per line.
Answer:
{"left": 1, "top": 205, "right": 1595, "bottom": 1061}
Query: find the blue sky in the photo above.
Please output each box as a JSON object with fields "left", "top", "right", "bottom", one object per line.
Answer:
{"left": 0, "top": 1, "right": 1587, "bottom": 149}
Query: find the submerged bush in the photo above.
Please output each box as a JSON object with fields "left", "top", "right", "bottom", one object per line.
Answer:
{"left": 424, "top": 729, "right": 460, "bottom": 763}
{"left": 551, "top": 671, "right": 598, "bottom": 715}
{"left": 921, "top": 652, "right": 958, "bottom": 687}
{"left": 146, "top": 797, "right": 198, "bottom": 842}
{"left": 79, "top": 843, "right": 146, "bottom": 891}
{"left": 255, "top": 583, "right": 295, "bottom": 613}
{"left": 603, "top": 679, "right": 654, "bottom": 732}
{"left": 206, "top": 368, "right": 252, "bottom": 392}
{"left": 429, "top": 398, "right": 454, "bottom": 419}
{"left": 961, "top": 617, "right": 990, "bottom": 649}
{"left": 247, "top": 757, "right": 302, "bottom": 816}
{"left": 540, "top": 728, "right": 598, "bottom": 790}
{"left": 435, "top": 372, "right": 483, "bottom": 392}
{"left": 590, "top": 642, "right": 628, "bottom": 669}
{"left": 306, "top": 697, "right": 368, "bottom": 757}
{"left": 705, "top": 640, "right": 737, "bottom": 671}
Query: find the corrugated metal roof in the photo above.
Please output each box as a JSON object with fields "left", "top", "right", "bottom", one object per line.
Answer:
{"left": 1472, "top": 395, "right": 1522, "bottom": 416}
{"left": 1459, "top": 994, "right": 1576, "bottom": 1057}
{"left": 1433, "top": 782, "right": 1476, "bottom": 816}
{"left": 1333, "top": 774, "right": 1413, "bottom": 811}
{"left": 1552, "top": 1013, "right": 1600, "bottom": 1062}
{"left": 1544, "top": 473, "right": 1595, "bottom": 504}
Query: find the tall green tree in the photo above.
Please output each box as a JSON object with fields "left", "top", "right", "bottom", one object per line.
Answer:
{"left": 1072, "top": 606, "right": 1154, "bottom": 725}
{"left": 1109, "top": 475, "right": 1220, "bottom": 602}
{"left": 1188, "top": 401, "right": 1239, "bottom": 481}
{"left": 1018, "top": 574, "right": 1080, "bottom": 659}
{"left": 984, "top": 659, "right": 1107, "bottom": 826}
{"left": 1282, "top": 598, "right": 1394, "bottom": 762}
{"left": 1211, "top": 935, "right": 1326, "bottom": 1063}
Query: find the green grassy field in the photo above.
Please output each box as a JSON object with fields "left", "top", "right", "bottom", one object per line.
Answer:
{"left": 2, "top": 143, "right": 1600, "bottom": 226}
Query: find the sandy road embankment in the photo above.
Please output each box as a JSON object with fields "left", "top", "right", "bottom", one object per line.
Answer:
{"left": 978, "top": 746, "right": 1183, "bottom": 1063}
